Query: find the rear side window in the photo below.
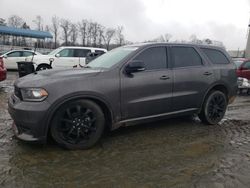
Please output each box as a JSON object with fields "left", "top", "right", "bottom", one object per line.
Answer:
{"left": 201, "top": 48, "right": 229, "bottom": 64}
{"left": 74, "top": 49, "right": 91, "bottom": 57}
{"left": 23, "top": 51, "right": 34, "bottom": 57}
{"left": 172, "top": 47, "right": 202, "bottom": 68}
{"left": 133, "top": 47, "right": 167, "bottom": 70}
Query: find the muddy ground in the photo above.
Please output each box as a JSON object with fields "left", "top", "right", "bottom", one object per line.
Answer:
{"left": 1, "top": 72, "right": 250, "bottom": 188}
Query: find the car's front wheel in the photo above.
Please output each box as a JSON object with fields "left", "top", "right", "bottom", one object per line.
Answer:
{"left": 36, "top": 64, "right": 52, "bottom": 71}
{"left": 199, "top": 90, "right": 228, "bottom": 125}
{"left": 50, "top": 99, "right": 105, "bottom": 149}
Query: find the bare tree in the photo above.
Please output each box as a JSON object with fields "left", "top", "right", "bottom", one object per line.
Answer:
{"left": 51, "top": 16, "right": 60, "bottom": 48}
{"left": 33, "top": 15, "right": 43, "bottom": 31}
{"left": 97, "top": 24, "right": 105, "bottom": 47}
{"left": 102, "top": 28, "right": 116, "bottom": 50}
{"left": 78, "top": 19, "right": 88, "bottom": 46}
{"left": 8, "top": 15, "right": 24, "bottom": 28}
{"left": 116, "top": 26, "right": 125, "bottom": 46}
{"left": 0, "top": 18, "right": 7, "bottom": 26}
{"left": 87, "top": 21, "right": 93, "bottom": 46}
{"left": 70, "top": 23, "right": 78, "bottom": 45}
{"left": 164, "top": 33, "right": 172, "bottom": 42}
{"left": 60, "top": 19, "right": 71, "bottom": 46}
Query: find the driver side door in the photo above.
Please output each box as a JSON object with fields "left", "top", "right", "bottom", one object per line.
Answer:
{"left": 121, "top": 46, "right": 173, "bottom": 120}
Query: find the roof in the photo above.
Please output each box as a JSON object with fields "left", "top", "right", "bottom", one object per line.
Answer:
{"left": 126, "top": 42, "right": 224, "bottom": 50}
{"left": 0, "top": 25, "right": 53, "bottom": 39}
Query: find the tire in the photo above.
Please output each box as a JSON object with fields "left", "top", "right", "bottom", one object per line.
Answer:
{"left": 36, "top": 64, "right": 52, "bottom": 71}
{"left": 198, "top": 90, "right": 227, "bottom": 125}
{"left": 50, "top": 99, "right": 105, "bottom": 150}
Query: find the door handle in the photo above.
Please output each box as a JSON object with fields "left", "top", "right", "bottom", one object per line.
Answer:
{"left": 203, "top": 72, "right": 212, "bottom": 76}
{"left": 160, "top": 75, "right": 170, "bottom": 80}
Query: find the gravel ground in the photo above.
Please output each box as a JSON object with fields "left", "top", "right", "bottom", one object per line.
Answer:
{"left": 1, "top": 71, "right": 250, "bottom": 188}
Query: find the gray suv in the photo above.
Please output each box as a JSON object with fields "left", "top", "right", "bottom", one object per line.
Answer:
{"left": 8, "top": 43, "right": 237, "bottom": 149}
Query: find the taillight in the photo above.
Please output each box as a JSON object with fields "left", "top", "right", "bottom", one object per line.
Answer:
{"left": 0, "top": 57, "right": 4, "bottom": 68}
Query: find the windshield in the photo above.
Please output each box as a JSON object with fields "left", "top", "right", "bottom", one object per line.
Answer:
{"left": 87, "top": 47, "right": 138, "bottom": 68}
{"left": 48, "top": 48, "right": 63, "bottom": 55}
{"left": 233, "top": 60, "right": 244, "bottom": 68}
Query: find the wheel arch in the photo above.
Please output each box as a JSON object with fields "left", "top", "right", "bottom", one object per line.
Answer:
{"left": 36, "top": 63, "right": 52, "bottom": 71}
{"left": 44, "top": 94, "right": 114, "bottom": 139}
{"left": 198, "top": 83, "right": 229, "bottom": 113}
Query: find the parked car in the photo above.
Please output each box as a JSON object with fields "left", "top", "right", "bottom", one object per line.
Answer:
{"left": 237, "top": 77, "right": 250, "bottom": 94}
{"left": 8, "top": 43, "right": 237, "bottom": 149}
{"left": 0, "top": 50, "right": 42, "bottom": 70}
{"left": 232, "top": 57, "right": 247, "bottom": 69}
{"left": 0, "top": 56, "right": 7, "bottom": 82}
{"left": 236, "top": 59, "right": 250, "bottom": 80}
{"left": 25, "top": 46, "right": 107, "bottom": 71}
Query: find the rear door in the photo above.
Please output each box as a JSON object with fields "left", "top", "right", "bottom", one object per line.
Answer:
{"left": 170, "top": 46, "right": 215, "bottom": 111}
{"left": 5, "top": 51, "right": 23, "bottom": 69}
{"left": 121, "top": 46, "right": 173, "bottom": 119}
{"left": 77, "top": 49, "right": 92, "bottom": 67}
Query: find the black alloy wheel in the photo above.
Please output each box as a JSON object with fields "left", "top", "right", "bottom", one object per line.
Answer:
{"left": 50, "top": 100, "right": 105, "bottom": 149}
{"left": 199, "top": 90, "right": 227, "bottom": 125}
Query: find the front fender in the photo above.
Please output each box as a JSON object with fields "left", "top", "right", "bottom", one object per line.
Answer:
{"left": 43, "top": 92, "right": 116, "bottom": 138}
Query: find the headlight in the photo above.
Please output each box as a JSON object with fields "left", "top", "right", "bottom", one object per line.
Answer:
{"left": 20, "top": 88, "right": 48, "bottom": 102}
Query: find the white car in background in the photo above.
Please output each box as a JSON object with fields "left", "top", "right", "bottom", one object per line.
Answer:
{"left": 26, "top": 46, "right": 107, "bottom": 71}
{"left": 0, "top": 50, "right": 42, "bottom": 70}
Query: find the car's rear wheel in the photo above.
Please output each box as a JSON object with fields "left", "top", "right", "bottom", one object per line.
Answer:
{"left": 36, "top": 64, "right": 52, "bottom": 71}
{"left": 50, "top": 99, "right": 105, "bottom": 149}
{"left": 198, "top": 90, "right": 227, "bottom": 125}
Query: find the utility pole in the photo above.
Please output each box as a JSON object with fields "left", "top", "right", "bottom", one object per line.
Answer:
{"left": 245, "top": 22, "right": 250, "bottom": 58}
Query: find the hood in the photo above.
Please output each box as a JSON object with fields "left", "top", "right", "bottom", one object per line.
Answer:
{"left": 15, "top": 68, "right": 103, "bottom": 88}
{"left": 26, "top": 54, "right": 54, "bottom": 61}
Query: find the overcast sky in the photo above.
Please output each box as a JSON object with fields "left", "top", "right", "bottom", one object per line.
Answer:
{"left": 1, "top": 0, "right": 250, "bottom": 50}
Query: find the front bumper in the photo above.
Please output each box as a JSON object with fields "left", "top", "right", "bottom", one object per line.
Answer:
{"left": 8, "top": 94, "right": 51, "bottom": 143}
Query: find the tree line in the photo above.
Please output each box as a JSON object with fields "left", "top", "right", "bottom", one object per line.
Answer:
{"left": 0, "top": 15, "right": 127, "bottom": 50}
{"left": 0, "top": 15, "right": 225, "bottom": 50}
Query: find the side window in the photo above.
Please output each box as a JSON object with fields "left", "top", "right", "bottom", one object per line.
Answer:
{"left": 243, "top": 61, "right": 250, "bottom": 69}
{"left": 95, "top": 50, "right": 105, "bottom": 55}
{"left": 133, "top": 47, "right": 167, "bottom": 70}
{"left": 172, "top": 47, "right": 202, "bottom": 68}
{"left": 201, "top": 48, "right": 230, "bottom": 64}
{"left": 74, "top": 49, "right": 91, "bottom": 57}
{"left": 23, "top": 51, "right": 34, "bottom": 57}
{"left": 7, "top": 51, "right": 22, "bottom": 57}
{"left": 58, "top": 49, "right": 74, "bottom": 57}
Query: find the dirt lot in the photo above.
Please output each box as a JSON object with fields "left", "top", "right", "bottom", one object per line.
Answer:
{"left": 1, "top": 72, "right": 250, "bottom": 188}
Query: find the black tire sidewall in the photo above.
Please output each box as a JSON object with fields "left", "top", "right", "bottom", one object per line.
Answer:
{"left": 204, "top": 91, "right": 227, "bottom": 125}
{"left": 50, "top": 99, "right": 105, "bottom": 150}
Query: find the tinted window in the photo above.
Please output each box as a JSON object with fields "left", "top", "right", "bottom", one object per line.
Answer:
{"left": 243, "top": 61, "right": 250, "bottom": 69}
{"left": 23, "top": 51, "right": 34, "bottom": 57}
{"left": 95, "top": 50, "right": 105, "bottom": 55}
{"left": 202, "top": 48, "right": 229, "bottom": 64}
{"left": 7, "top": 51, "right": 22, "bottom": 57}
{"left": 58, "top": 49, "right": 74, "bottom": 57}
{"left": 74, "top": 49, "right": 91, "bottom": 57}
{"left": 172, "top": 47, "right": 202, "bottom": 68}
{"left": 133, "top": 47, "right": 167, "bottom": 70}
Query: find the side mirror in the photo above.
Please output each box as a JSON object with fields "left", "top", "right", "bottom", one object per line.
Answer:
{"left": 125, "top": 60, "right": 146, "bottom": 74}
{"left": 55, "top": 54, "right": 60, "bottom": 58}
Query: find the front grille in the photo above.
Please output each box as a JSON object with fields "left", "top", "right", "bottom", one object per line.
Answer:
{"left": 14, "top": 86, "right": 22, "bottom": 100}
